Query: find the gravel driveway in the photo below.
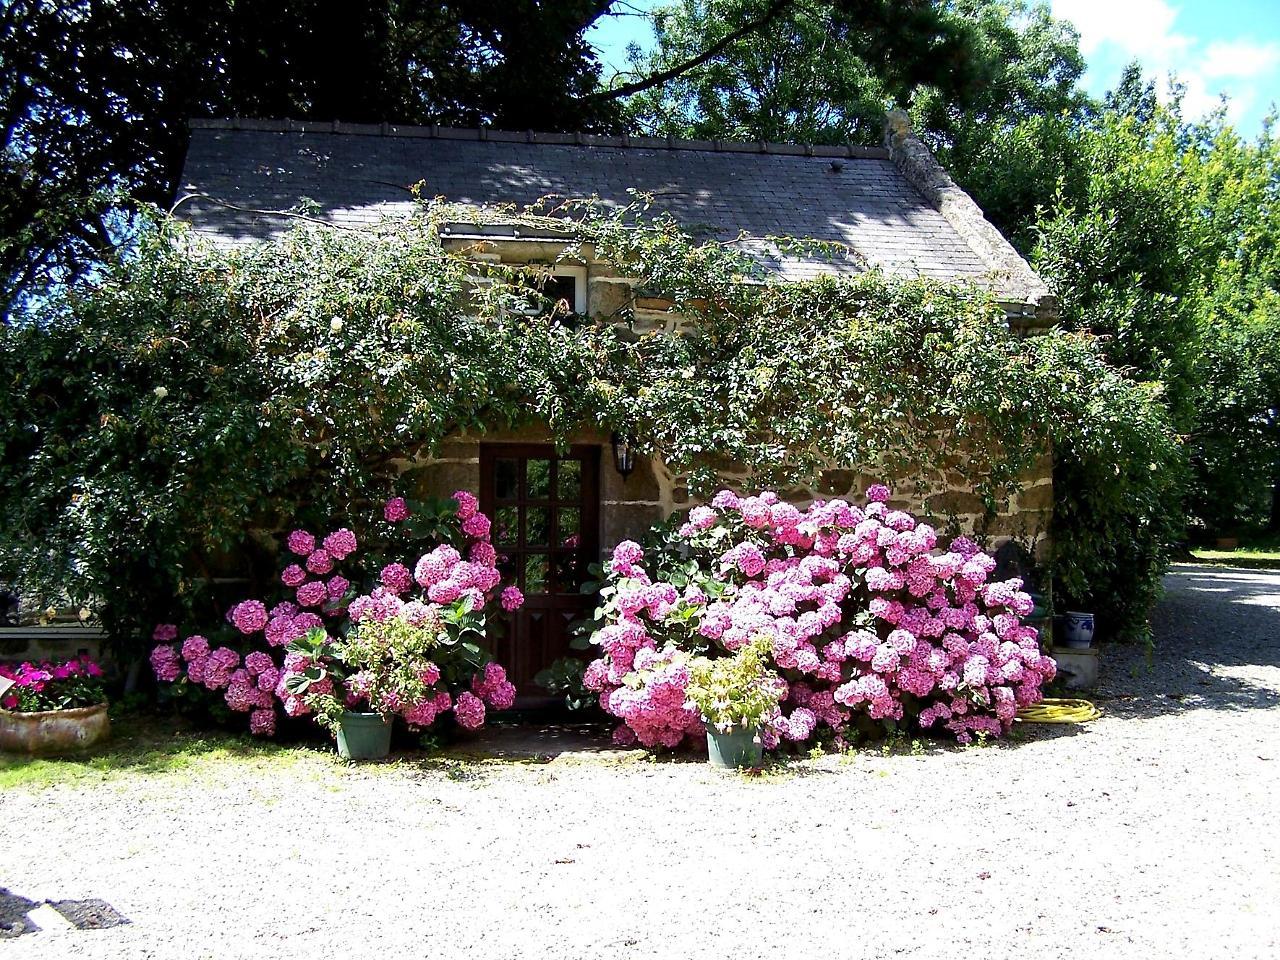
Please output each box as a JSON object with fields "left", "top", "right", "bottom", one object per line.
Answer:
{"left": 3, "top": 563, "right": 1278, "bottom": 960}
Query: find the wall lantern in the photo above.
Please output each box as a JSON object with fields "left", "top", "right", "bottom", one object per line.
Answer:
{"left": 610, "top": 432, "right": 636, "bottom": 480}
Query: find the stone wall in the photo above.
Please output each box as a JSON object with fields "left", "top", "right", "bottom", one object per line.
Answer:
{"left": 0, "top": 623, "right": 105, "bottom": 664}
{"left": 417, "top": 238, "right": 1054, "bottom": 563}
{"left": 399, "top": 429, "right": 1053, "bottom": 565}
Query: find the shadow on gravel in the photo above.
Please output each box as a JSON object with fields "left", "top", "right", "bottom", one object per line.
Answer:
{"left": 0, "top": 889, "right": 40, "bottom": 939}
{"left": 1096, "top": 564, "right": 1280, "bottom": 721}
{"left": 0, "top": 889, "right": 128, "bottom": 938}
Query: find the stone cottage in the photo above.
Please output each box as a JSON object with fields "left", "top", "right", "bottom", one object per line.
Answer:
{"left": 176, "top": 112, "right": 1057, "bottom": 691}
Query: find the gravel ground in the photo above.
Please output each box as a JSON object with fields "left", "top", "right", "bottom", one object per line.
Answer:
{"left": 3, "top": 563, "right": 1278, "bottom": 960}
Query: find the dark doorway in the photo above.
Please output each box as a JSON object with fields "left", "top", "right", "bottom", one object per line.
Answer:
{"left": 479, "top": 444, "right": 601, "bottom": 697}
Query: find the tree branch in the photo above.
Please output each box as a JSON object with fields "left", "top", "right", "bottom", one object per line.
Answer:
{"left": 584, "top": 0, "right": 796, "bottom": 102}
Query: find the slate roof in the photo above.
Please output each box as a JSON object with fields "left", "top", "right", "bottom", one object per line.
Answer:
{"left": 176, "top": 118, "right": 1052, "bottom": 309}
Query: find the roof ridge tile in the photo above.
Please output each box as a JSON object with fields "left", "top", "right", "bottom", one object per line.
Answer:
{"left": 188, "top": 117, "right": 889, "bottom": 159}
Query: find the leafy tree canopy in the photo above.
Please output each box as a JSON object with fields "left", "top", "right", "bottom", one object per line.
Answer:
{"left": 0, "top": 0, "right": 1006, "bottom": 314}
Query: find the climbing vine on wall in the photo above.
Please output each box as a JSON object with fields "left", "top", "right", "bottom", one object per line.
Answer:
{"left": 0, "top": 199, "right": 1178, "bottom": 654}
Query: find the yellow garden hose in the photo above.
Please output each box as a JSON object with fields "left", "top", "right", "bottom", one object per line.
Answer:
{"left": 1015, "top": 697, "right": 1102, "bottom": 723}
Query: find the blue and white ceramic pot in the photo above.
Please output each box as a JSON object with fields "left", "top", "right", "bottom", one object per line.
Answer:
{"left": 1061, "top": 611, "right": 1096, "bottom": 648}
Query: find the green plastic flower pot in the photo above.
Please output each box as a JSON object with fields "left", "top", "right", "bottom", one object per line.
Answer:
{"left": 705, "top": 723, "right": 763, "bottom": 769}
{"left": 335, "top": 711, "right": 393, "bottom": 761}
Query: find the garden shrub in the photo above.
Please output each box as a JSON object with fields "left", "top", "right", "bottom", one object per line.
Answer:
{"left": 148, "top": 491, "right": 520, "bottom": 737}
{"left": 585, "top": 486, "right": 1057, "bottom": 748}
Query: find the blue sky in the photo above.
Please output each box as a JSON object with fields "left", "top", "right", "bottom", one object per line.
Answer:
{"left": 588, "top": 1, "right": 1280, "bottom": 134}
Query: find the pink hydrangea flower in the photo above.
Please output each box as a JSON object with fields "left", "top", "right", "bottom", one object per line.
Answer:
{"left": 281, "top": 564, "right": 307, "bottom": 587}
{"left": 501, "top": 586, "right": 524, "bottom": 612}
{"left": 230, "top": 601, "right": 268, "bottom": 635}
{"left": 323, "top": 528, "right": 357, "bottom": 560}
{"left": 612, "top": 540, "right": 643, "bottom": 565}
{"left": 149, "top": 644, "right": 181, "bottom": 682}
{"left": 461, "top": 513, "right": 491, "bottom": 539}
{"left": 296, "top": 581, "right": 327, "bottom": 608}
{"left": 256, "top": 666, "right": 280, "bottom": 692}
{"left": 306, "top": 549, "right": 334, "bottom": 575}
{"left": 152, "top": 623, "right": 178, "bottom": 643}
{"left": 688, "top": 505, "right": 717, "bottom": 530}
{"left": 452, "top": 490, "right": 480, "bottom": 520}
{"left": 453, "top": 691, "right": 486, "bottom": 730}
{"left": 710, "top": 490, "right": 740, "bottom": 509}
{"left": 384, "top": 497, "right": 409, "bottom": 522}
{"left": 381, "top": 563, "right": 413, "bottom": 595}
{"left": 244, "top": 651, "right": 274, "bottom": 676}
{"left": 181, "top": 634, "right": 210, "bottom": 661}
{"left": 327, "top": 575, "right": 349, "bottom": 600}
{"left": 469, "top": 541, "right": 498, "bottom": 566}
{"left": 249, "top": 708, "right": 276, "bottom": 736}
{"left": 287, "top": 530, "right": 315, "bottom": 555}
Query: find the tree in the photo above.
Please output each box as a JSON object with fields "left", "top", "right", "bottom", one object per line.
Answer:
{"left": 623, "top": 1, "right": 1086, "bottom": 149}
{"left": 3, "top": 0, "right": 1036, "bottom": 315}
{"left": 1, "top": 0, "right": 625, "bottom": 316}
{"left": 1180, "top": 114, "right": 1280, "bottom": 532}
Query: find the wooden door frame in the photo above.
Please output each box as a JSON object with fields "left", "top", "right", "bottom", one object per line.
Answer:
{"left": 478, "top": 443, "right": 602, "bottom": 576}
{"left": 478, "top": 443, "right": 602, "bottom": 698}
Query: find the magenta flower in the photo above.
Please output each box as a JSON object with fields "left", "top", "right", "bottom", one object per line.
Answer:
{"left": 323, "top": 528, "right": 357, "bottom": 560}
{"left": 149, "top": 645, "right": 181, "bottom": 682}
{"left": 296, "top": 581, "right": 326, "bottom": 608}
{"left": 249, "top": 708, "right": 276, "bottom": 736}
{"left": 380, "top": 562, "right": 413, "bottom": 595}
{"left": 452, "top": 490, "right": 480, "bottom": 521}
{"left": 453, "top": 691, "right": 486, "bottom": 730}
{"left": 500, "top": 586, "right": 524, "bottom": 612}
{"left": 281, "top": 564, "right": 307, "bottom": 587}
{"left": 286, "top": 530, "right": 315, "bottom": 555}
{"left": 461, "top": 513, "right": 490, "bottom": 539}
{"left": 230, "top": 601, "right": 268, "bottom": 635}
{"left": 306, "top": 549, "right": 334, "bottom": 575}
{"left": 152, "top": 623, "right": 178, "bottom": 643}
{"left": 181, "top": 634, "right": 210, "bottom": 661}
{"left": 384, "top": 497, "right": 409, "bottom": 522}
{"left": 244, "top": 651, "right": 274, "bottom": 676}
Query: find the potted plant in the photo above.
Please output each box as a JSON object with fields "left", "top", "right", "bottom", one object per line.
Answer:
{"left": 285, "top": 596, "right": 496, "bottom": 760}
{"left": 0, "top": 655, "right": 109, "bottom": 754}
{"left": 684, "top": 636, "right": 786, "bottom": 769}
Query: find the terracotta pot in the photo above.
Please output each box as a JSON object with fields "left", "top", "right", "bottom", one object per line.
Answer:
{"left": 0, "top": 702, "right": 110, "bottom": 754}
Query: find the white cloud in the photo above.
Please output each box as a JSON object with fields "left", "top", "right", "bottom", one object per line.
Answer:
{"left": 1200, "top": 40, "right": 1280, "bottom": 79}
{"left": 1050, "top": 0, "right": 1277, "bottom": 125}
{"left": 1051, "top": 0, "right": 1191, "bottom": 61}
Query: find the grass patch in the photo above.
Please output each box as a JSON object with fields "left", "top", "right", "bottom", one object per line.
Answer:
{"left": 0, "top": 713, "right": 322, "bottom": 790}
{"left": 1189, "top": 545, "right": 1280, "bottom": 569}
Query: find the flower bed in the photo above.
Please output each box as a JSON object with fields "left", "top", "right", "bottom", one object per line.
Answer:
{"left": 1, "top": 655, "right": 106, "bottom": 712}
{"left": 149, "top": 492, "right": 520, "bottom": 740}
{"left": 0, "top": 655, "right": 110, "bottom": 753}
{"left": 585, "top": 486, "right": 1056, "bottom": 749}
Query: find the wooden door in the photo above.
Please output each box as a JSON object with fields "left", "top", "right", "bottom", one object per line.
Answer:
{"left": 479, "top": 444, "right": 601, "bottom": 697}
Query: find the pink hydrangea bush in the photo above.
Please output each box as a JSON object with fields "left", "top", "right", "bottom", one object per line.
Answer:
{"left": 586, "top": 486, "right": 1055, "bottom": 749}
{"left": 149, "top": 492, "right": 523, "bottom": 740}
